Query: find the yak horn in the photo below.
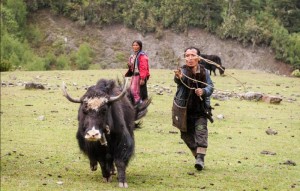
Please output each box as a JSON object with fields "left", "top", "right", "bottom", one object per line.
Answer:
{"left": 108, "top": 77, "right": 129, "bottom": 102}
{"left": 62, "top": 82, "right": 82, "bottom": 103}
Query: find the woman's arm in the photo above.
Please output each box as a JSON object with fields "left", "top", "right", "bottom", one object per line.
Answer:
{"left": 138, "top": 55, "right": 149, "bottom": 80}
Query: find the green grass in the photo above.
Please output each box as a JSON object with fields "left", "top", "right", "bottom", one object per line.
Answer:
{"left": 1, "top": 69, "right": 300, "bottom": 191}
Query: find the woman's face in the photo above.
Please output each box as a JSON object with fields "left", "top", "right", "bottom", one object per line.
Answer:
{"left": 132, "top": 42, "right": 141, "bottom": 53}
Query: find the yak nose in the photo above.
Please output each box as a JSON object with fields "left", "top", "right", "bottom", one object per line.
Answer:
{"left": 85, "top": 127, "right": 101, "bottom": 141}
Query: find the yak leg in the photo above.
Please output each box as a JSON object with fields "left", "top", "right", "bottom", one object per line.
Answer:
{"left": 212, "top": 68, "right": 217, "bottom": 76}
{"left": 105, "top": 153, "right": 115, "bottom": 175}
{"left": 109, "top": 162, "right": 116, "bottom": 175}
{"left": 115, "top": 159, "right": 128, "bottom": 188}
{"left": 99, "top": 160, "right": 112, "bottom": 182}
{"left": 89, "top": 157, "right": 98, "bottom": 171}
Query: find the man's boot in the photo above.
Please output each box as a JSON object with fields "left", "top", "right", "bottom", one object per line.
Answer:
{"left": 195, "top": 154, "right": 205, "bottom": 171}
{"left": 194, "top": 147, "right": 206, "bottom": 171}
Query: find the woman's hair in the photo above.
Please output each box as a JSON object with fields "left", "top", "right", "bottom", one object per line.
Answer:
{"left": 132, "top": 40, "right": 143, "bottom": 51}
{"left": 184, "top": 46, "right": 201, "bottom": 56}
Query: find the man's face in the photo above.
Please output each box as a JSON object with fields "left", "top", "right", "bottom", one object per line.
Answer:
{"left": 184, "top": 49, "right": 200, "bottom": 68}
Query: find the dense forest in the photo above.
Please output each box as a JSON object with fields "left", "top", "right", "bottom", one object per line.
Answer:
{"left": 1, "top": 0, "right": 300, "bottom": 72}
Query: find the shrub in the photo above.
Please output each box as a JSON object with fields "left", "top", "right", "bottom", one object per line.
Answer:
{"left": 75, "top": 43, "right": 93, "bottom": 70}
{"left": 44, "top": 53, "right": 57, "bottom": 70}
{"left": 56, "top": 54, "right": 70, "bottom": 70}
{"left": 0, "top": 59, "right": 12, "bottom": 71}
{"left": 115, "top": 52, "right": 126, "bottom": 63}
{"left": 291, "top": 69, "right": 300, "bottom": 77}
{"left": 25, "top": 56, "right": 46, "bottom": 71}
{"left": 99, "top": 61, "right": 108, "bottom": 69}
{"left": 25, "top": 24, "right": 43, "bottom": 47}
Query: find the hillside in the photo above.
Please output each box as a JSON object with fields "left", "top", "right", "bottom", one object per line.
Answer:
{"left": 29, "top": 9, "right": 293, "bottom": 75}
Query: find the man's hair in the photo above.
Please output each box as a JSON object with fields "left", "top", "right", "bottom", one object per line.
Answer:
{"left": 184, "top": 46, "right": 201, "bottom": 56}
{"left": 132, "top": 40, "right": 143, "bottom": 51}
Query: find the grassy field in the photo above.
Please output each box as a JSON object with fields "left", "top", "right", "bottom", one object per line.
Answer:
{"left": 1, "top": 69, "right": 300, "bottom": 191}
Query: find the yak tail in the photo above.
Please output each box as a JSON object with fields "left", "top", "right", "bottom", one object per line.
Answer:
{"left": 135, "top": 98, "right": 152, "bottom": 120}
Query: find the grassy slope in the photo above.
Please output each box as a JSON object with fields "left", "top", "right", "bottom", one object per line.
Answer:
{"left": 1, "top": 69, "right": 299, "bottom": 191}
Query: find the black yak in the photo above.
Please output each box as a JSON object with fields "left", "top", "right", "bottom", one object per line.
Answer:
{"left": 200, "top": 54, "right": 225, "bottom": 76}
{"left": 62, "top": 78, "right": 150, "bottom": 188}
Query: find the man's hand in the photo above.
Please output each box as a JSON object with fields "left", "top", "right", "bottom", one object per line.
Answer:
{"left": 174, "top": 69, "right": 182, "bottom": 79}
{"left": 195, "top": 88, "right": 204, "bottom": 97}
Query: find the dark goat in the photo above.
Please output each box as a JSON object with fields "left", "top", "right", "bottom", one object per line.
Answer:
{"left": 62, "top": 78, "right": 150, "bottom": 188}
{"left": 200, "top": 54, "right": 225, "bottom": 76}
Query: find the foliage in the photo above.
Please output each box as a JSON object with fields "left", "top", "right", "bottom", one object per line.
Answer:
{"left": 1, "top": 0, "right": 299, "bottom": 70}
{"left": 24, "top": 0, "right": 299, "bottom": 69}
{"left": 1, "top": 0, "right": 45, "bottom": 71}
{"left": 56, "top": 54, "right": 70, "bottom": 70}
{"left": 1, "top": 6, "right": 19, "bottom": 35}
{"left": 75, "top": 43, "right": 93, "bottom": 70}
{"left": 115, "top": 51, "right": 126, "bottom": 64}
{"left": 0, "top": 59, "right": 12, "bottom": 71}
{"left": 5, "top": 0, "right": 27, "bottom": 33}
{"left": 25, "top": 24, "right": 43, "bottom": 47}
{"left": 1, "top": 32, "right": 32, "bottom": 70}
{"left": 218, "top": 14, "right": 243, "bottom": 40}
{"left": 286, "top": 33, "right": 300, "bottom": 69}
{"left": 24, "top": 56, "right": 46, "bottom": 71}
{"left": 269, "top": 0, "right": 300, "bottom": 33}
{"left": 44, "top": 53, "right": 57, "bottom": 70}
{"left": 291, "top": 69, "right": 300, "bottom": 77}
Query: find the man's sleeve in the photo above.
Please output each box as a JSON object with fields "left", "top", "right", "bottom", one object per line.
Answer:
{"left": 203, "top": 70, "right": 214, "bottom": 97}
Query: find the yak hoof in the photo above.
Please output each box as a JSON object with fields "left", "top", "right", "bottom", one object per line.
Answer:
{"left": 118, "top": 182, "right": 128, "bottom": 188}
{"left": 103, "top": 176, "right": 112, "bottom": 183}
{"left": 90, "top": 165, "right": 97, "bottom": 171}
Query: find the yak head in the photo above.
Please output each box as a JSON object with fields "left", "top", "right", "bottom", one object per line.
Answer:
{"left": 62, "top": 78, "right": 129, "bottom": 144}
{"left": 219, "top": 66, "right": 225, "bottom": 75}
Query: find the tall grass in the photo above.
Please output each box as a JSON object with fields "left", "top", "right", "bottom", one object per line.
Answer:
{"left": 1, "top": 69, "right": 299, "bottom": 191}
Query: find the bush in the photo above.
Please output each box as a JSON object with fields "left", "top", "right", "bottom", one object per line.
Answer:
{"left": 286, "top": 34, "right": 300, "bottom": 69}
{"left": 56, "top": 54, "right": 70, "bottom": 70}
{"left": 25, "top": 56, "right": 46, "bottom": 71}
{"left": 5, "top": 0, "right": 27, "bottom": 31}
{"left": 0, "top": 59, "right": 12, "bottom": 71}
{"left": 218, "top": 15, "right": 242, "bottom": 39}
{"left": 25, "top": 24, "right": 43, "bottom": 47}
{"left": 75, "top": 43, "right": 93, "bottom": 70}
{"left": 115, "top": 52, "right": 126, "bottom": 63}
{"left": 99, "top": 61, "right": 108, "bottom": 69}
{"left": 44, "top": 53, "right": 57, "bottom": 70}
{"left": 291, "top": 69, "right": 300, "bottom": 77}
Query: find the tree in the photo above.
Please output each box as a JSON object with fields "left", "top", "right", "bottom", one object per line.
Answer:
{"left": 75, "top": 43, "right": 93, "bottom": 70}
{"left": 5, "top": 0, "right": 27, "bottom": 31}
{"left": 270, "top": 0, "right": 300, "bottom": 33}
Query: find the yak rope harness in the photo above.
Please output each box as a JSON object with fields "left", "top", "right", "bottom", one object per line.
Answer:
{"left": 178, "top": 56, "right": 247, "bottom": 94}
{"left": 199, "top": 56, "right": 246, "bottom": 92}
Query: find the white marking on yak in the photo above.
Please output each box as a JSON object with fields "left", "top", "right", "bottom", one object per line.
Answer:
{"left": 84, "top": 97, "right": 108, "bottom": 111}
{"left": 85, "top": 126, "right": 101, "bottom": 141}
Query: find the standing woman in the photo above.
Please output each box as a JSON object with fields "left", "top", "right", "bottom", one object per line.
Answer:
{"left": 125, "top": 40, "right": 150, "bottom": 104}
